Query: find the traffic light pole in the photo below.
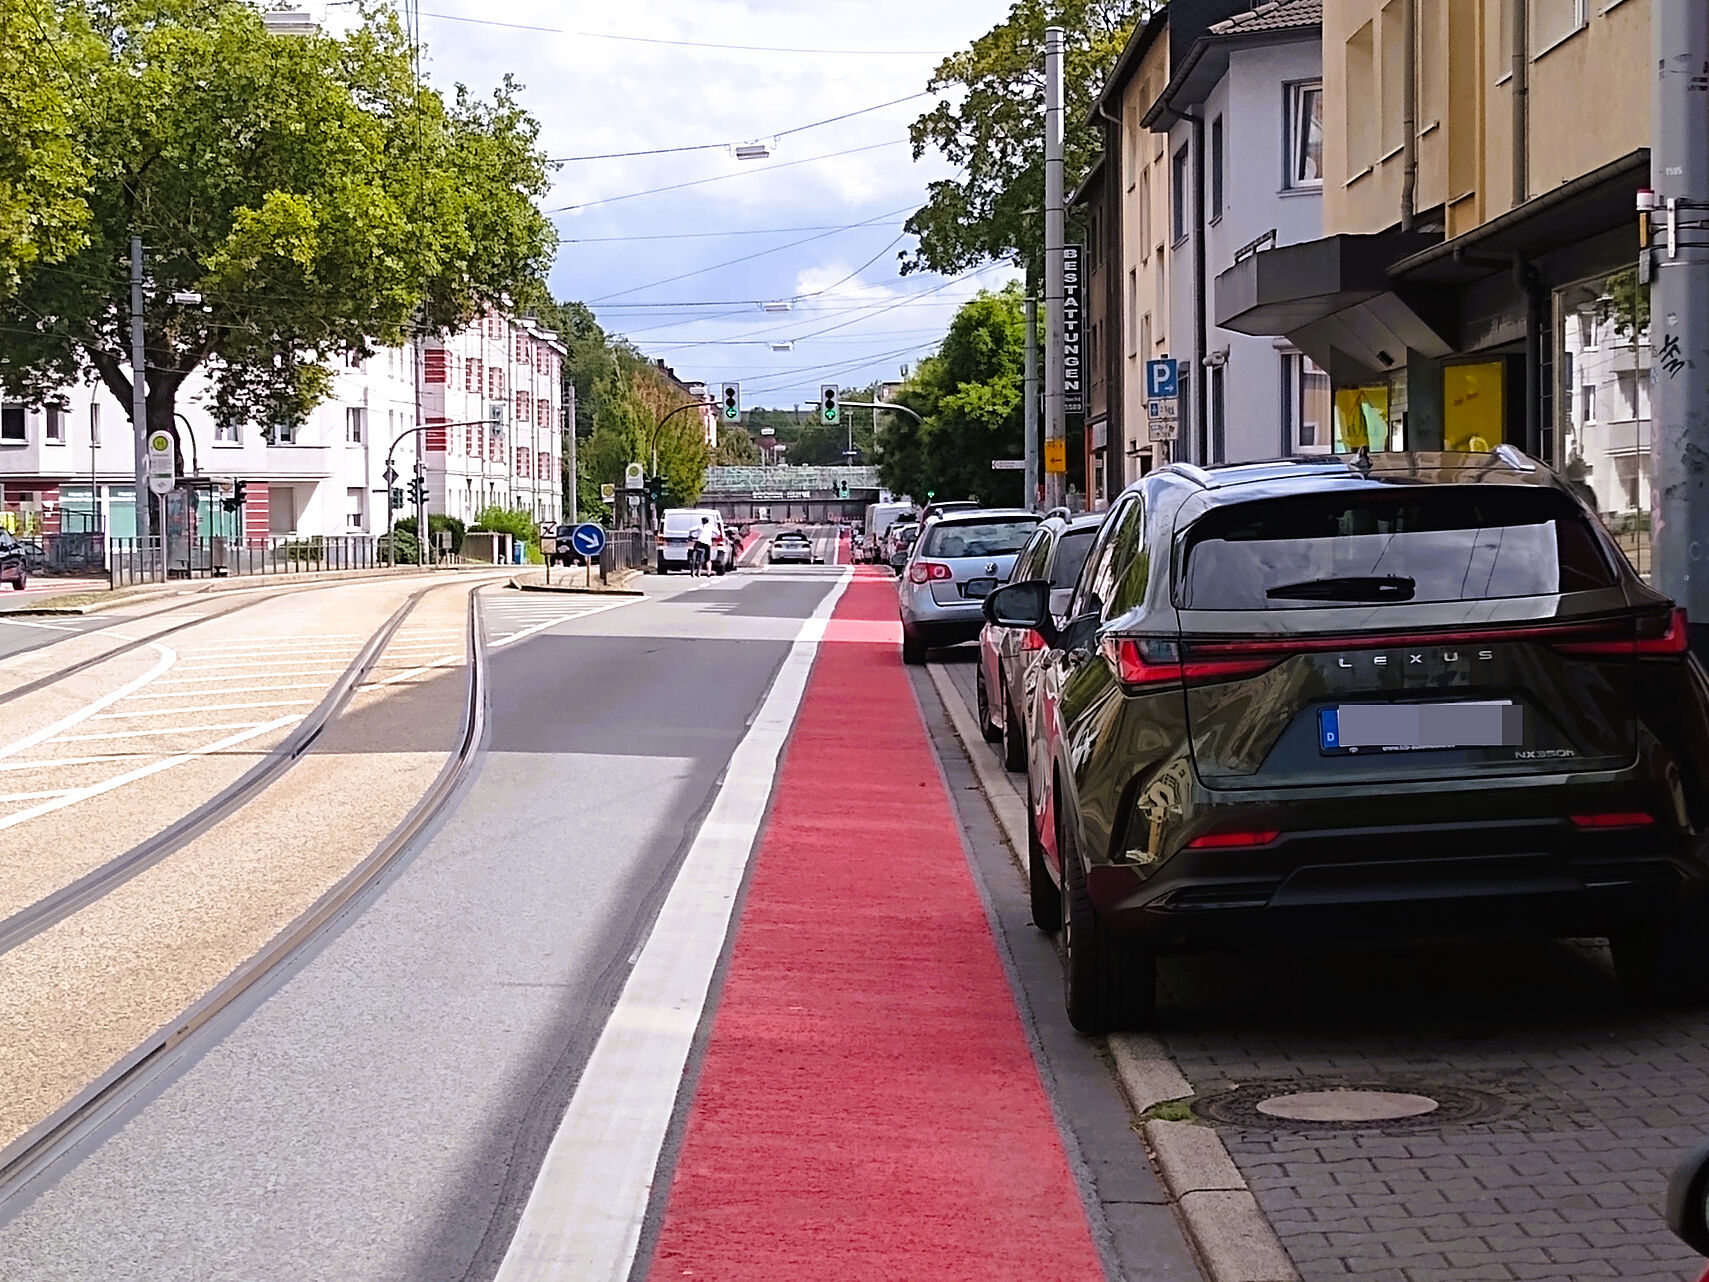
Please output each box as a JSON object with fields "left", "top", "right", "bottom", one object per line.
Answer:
{"left": 646, "top": 400, "right": 711, "bottom": 529}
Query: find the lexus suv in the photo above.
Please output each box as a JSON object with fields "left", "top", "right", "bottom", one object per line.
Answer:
{"left": 984, "top": 450, "right": 1709, "bottom": 1032}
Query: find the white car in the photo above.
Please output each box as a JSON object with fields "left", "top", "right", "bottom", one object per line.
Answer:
{"left": 657, "top": 509, "right": 731, "bottom": 574}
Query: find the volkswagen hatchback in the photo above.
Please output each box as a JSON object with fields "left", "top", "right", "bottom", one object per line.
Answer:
{"left": 985, "top": 451, "right": 1709, "bottom": 1032}
{"left": 900, "top": 509, "right": 1041, "bottom": 664}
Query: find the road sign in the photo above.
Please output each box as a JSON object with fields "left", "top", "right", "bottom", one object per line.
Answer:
{"left": 720, "top": 382, "right": 741, "bottom": 421}
{"left": 570, "top": 522, "right": 607, "bottom": 559}
{"left": 1145, "top": 358, "right": 1179, "bottom": 400}
{"left": 1043, "top": 438, "right": 1067, "bottom": 474}
{"left": 382, "top": 463, "right": 399, "bottom": 485}
{"left": 600, "top": 482, "right": 616, "bottom": 504}
{"left": 624, "top": 462, "right": 644, "bottom": 490}
{"left": 990, "top": 459, "right": 1025, "bottom": 470}
{"left": 1147, "top": 411, "right": 1180, "bottom": 442}
{"left": 820, "top": 384, "right": 840, "bottom": 425}
{"left": 146, "top": 429, "right": 175, "bottom": 495}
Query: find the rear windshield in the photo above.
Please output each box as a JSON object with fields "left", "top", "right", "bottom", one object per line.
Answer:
{"left": 1178, "top": 487, "right": 1616, "bottom": 609}
{"left": 921, "top": 519, "right": 1039, "bottom": 559}
{"left": 1050, "top": 529, "right": 1096, "bottom": 590}
{"left": 663, "top": 514, "right": 712, "bottom": 534}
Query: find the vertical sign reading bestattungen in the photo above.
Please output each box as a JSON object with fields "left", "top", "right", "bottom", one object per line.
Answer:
{"left": 1061, "top": 243, "right": 1085, "bottom": 429}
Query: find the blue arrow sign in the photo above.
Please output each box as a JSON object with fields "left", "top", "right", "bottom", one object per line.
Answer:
{"left": 570, "top": 522, "right": 607, "bottom": 558}
{"left": 1145, "top": 358, "right": 1179, "bottom": 400}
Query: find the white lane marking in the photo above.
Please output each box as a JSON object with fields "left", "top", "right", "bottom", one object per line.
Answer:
{"left": 55, "top": 721, "right": 281, "bottom": 743}
{"left": 0, "top": 755, "right": 142, "bottom": 773}
{"left": 129, "top": 683, "right": 333, "bottom": 699}
{"left": 0, "top": 644, "right": 178, "bottom": 762}
{"left": 0, "top": 716, "right": 301, "bottom": 833}
{"left": 91, "top": 699, "right": 316, "bottom": 720}
{"left": 0, "top": 619, "right": 79, "bottom": 633}
{"left": 153, "top": 669, "right": 347, "bottom": 685}
{"left": 363, "top": 654, "right": 463, "bottom": 687}
{"left": 0, "top": 788, "right": 75, "bottom": 803}
{"left": 487, "top": 597, "right": 641, "bottom": 650}
{"left": 149, "top": 656, "right": 358, "bottom": 671}
{"left": 492, "top": 567, "right": 853, "bottom": 1282}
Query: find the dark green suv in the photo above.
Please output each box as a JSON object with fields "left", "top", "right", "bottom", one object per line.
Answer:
{"left": 985, "top": 451, "right": 1709, "bottom": 1032}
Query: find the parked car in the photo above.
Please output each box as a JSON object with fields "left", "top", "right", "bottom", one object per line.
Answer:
{"left": 977, "top": 511, "right": 1102, "bottom": 771}
{"left": 1667, "top": 1141, "right": 1709, "bottom": 1277}
{"left": 899, "top": 509, "right": 1042, "bottom": 664}
{"left": 0, "top": 531, "right": 26, "bottom": 589}
{"left": 885, "top": 522, "right": 918, "bottom": 573}
{"left": 769, "top": 529, "right": 815, "bottom": 565}
{"left": 656, "top": 508, "right": 731, "bottom": 575}
{"left": 985, "top": 450, "right": 1709, "bottom": 1033}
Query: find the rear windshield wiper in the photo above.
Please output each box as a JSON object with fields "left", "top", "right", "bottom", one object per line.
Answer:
{"left": 1265, "top": 575, "right": 1416, "bottom": 602}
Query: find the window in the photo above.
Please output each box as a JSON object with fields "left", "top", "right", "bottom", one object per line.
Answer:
{"left": 1127, "top": 272, "right": 1139, "bottom": 355}
{"left": 1281, "top": 351, "right": 1331, "bottom": 453}
{"left": 345, "top": 407, "right": 364, "bottom": 443}
{"left": 1178, "top": 488, "right": 1616, "bottom": 609}
{"left": 1139, "top": 313, "right": 1152, "bottom": 362}
{"left": 44, "top": 404, "right": 65, "bottom": 443}
{"left": 272, "top": 422, "right": 297, "bottom": 445}
{"left": 1125, "top": 100, "right": 1140, "bottom": 190}
{"left": 215, "top": 418, "right": 240, "bottom": 444}
{"left": 466, "top": 358, "right": 483, "bottom": 394}
{"left": 1580, "top": 385, "right": 1597, "bottom": 424}
{"left": 1209, "top": 363, "right": 1226, "bottom": 463}
{"left": 1287, "top": 82, "right": 1324, "bottom": 187}
{"left": 1345, "top": 22, "right": 1375, "bottom": 171}
{"left": 89, "top": 403, "right": 100, "bottom": 446}
{"left": 1, "top": 405, "right": 24, "bottom": 443}
{"left": 1209, "top": 116, "right": 1224, "bottom": 221}
{"left": 1615, "top": 371, "right": 1646, "bottom": 421}
{"left": 1072, "top": 493, "right": 1148, "bottom": 622}
{"left": 1531, "top": 0, "right": 1587, "bottom": 56}
{"left": 346, "top": 486, "right": 365, "bottom": 530}
{"left": 919, "top": 519, "right": 1038, "bottom": 559}
{"left": 1049, "top": 529, "right": 1097, "bottom": 591}
{"left": 1170, "top": 144, "right": 1190, "bottom": 242}
{"left": 1139, "top": 167, "right": 1152, "bottom": 256}
{"left": 1381, "top": 2, "right": 1405, "bottom": 153}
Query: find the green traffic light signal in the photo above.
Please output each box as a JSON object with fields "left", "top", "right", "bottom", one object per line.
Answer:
{"left": 722, "top": 383, "right": 740, "bottom": 421}
{"left": 820, "top": 383, "right": 839, "bottom": 425}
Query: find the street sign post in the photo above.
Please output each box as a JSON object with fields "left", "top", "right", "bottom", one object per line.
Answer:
{"left": 1146, "top": 398, "right": 1180, "bottom": 442}
{"left": 1144, "top": 358, "right": 1181, "bottom": 447}
{"left": 571, "top": 521, "right": 607, "bottom": 588}
{"left": 1144, "top": 357, "right": 1179, "bottom": 400}
{"left": 624, "top": 462, "right": 645, "bottom": 490}
{"left": 146, "top": 430, "right": 175, "bottom": 496}
{"left": 600, "top": 482, "right": 616, "bottom": 505}
{"left": 990, "top": 459, "right": 1026, "bottom": 470}
{"left": 1043, "top": 438, "right": 1067, "bottom": 475}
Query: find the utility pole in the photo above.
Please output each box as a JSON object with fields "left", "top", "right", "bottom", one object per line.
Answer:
{"left": 129, "top": 236, "right": 151, "bottom": 543}
{"left": 1042, "top": 25, "right": 1067, "bottom": 511}
{"left": 1024, "top": 289, "right": 1039, "bottom": 509}
{"left": 1650, "top": 5, "right": 1709, "bottom": 659}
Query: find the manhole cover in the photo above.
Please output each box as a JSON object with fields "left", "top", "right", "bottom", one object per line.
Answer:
{"left": 1194, "top": 1081, "right": 1513, "bottom": 1131}
{"left": 1256, "top": 1089, "right": 1439, "bottom": 1122}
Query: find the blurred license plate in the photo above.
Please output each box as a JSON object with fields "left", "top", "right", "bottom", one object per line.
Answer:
{"left": 1319, "top": 702, "right": 1521, "bottom": 754}
{"left": 962, "top": 578, "right": 997, "bottom": 599}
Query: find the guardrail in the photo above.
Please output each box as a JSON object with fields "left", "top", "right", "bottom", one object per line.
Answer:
{"left": 107, "top": 535, "right": 388, "bottom": 588}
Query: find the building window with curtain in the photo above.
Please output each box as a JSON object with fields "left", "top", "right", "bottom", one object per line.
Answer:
{"left": 1287, "top": 82, "right": 1324, "bottom": 188}
{"left": 1171, "top": 144, "right": 1190, "bottom": 243}
{"left": 1280, "top": 351, "right": 1332, "bottom": 454}
{"left": 1209, "top": 117, "right": 1224, "bottom": 222}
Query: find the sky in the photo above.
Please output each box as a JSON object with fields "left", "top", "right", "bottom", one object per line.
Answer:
{"left": 319, "top": 0, "right": 1023, "bottom": 409}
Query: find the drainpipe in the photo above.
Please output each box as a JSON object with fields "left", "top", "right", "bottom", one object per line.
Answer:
{"left": 1513, "top": 253, "right": 1544, "bottom": 457}
{"left": 1510, "top": 0, "right": 1528, "bottom": 208}
{"left": 1097, "top": 97, "right": 1125, "bottom": 497}
{"left": 1401, "top": 0, "right": 1417, "bottom": 230}
{"left": 1181, "top": 108, "right": 1209, "bottom": 465}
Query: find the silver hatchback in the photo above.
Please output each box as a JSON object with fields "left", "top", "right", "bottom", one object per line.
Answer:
{"left": 898, "top": 510, "right": 1041, "bottom": 664}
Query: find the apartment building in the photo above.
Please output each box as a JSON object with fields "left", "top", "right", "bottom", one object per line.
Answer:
{"left": 1215, "top": 0, "right": 1652, "bottom": 540}
{"left": 0, "top": 310, "right": 564, "bottom": 543}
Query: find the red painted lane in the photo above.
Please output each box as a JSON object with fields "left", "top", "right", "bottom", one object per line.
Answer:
{"left": 646, "top": 568, "right": 1106, "bottom": 1282}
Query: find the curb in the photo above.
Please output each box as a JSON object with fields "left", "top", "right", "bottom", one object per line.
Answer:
{"left": 923, "top": 661, "right": 1299, "bottom": 1282}
{"left": 0, "top": 565, "right": 510, "bottom": 617}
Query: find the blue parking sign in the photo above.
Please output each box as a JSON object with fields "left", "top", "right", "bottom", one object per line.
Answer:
{"left": 1145, "top": 358, "right": 1179, "bottom": 400}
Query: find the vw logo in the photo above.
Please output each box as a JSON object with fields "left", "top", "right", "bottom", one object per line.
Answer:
{"left": 985, "top": 561, "right": 998, "bottom": 575}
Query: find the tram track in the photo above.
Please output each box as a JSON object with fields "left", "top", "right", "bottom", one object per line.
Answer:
{"left": 0, "top": 589, "right": 488, "bottom": 1211}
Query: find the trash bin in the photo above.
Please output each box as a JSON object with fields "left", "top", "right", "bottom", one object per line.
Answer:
{"left": 512, "top": 539, "right": 524, "bottom": 565}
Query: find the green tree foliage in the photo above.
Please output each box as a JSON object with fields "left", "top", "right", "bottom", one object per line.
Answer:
{"left": 715, "top": 423, "right": 760, "bottom": 465}
{"left": 0, "top": 0, "right": 555, "bottom": 458}
{"left": 904, "top": 0, "right": 1150, "bottom": 276}
{"left": 0, "top": 0, "right": 93, "bottom": 293}
{"left": 879, "top": 284, "right": 1031, "bottom": 507}
{"left": 578, "top": 353, "right": 711, "bottom": 514}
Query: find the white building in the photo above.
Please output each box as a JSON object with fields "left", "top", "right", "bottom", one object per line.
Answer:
{"left": 1146, "top": 0, "right": 1328, "bottom": 464}
{"left": 0, "top": 309, "right": 564, "bottom": 541}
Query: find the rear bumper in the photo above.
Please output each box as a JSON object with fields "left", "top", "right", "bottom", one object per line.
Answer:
{"left": 1090, "top": 796, "right": 1709, "bottom": 949}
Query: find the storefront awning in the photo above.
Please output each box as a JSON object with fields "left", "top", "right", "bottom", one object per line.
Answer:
{"left": 1215, "top": 230, "right": 1452, "bottom": 381}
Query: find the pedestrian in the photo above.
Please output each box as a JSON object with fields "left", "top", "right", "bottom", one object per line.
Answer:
{"left": 692, "top": 516, "right": 715, "bottom": 577}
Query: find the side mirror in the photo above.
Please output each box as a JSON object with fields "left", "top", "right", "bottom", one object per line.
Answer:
{"left": 1667, "top": 1142, "right": 1709, "bottom": 1257}
{"left": 984, "top": 580, "right": 1056, "bottom": 643}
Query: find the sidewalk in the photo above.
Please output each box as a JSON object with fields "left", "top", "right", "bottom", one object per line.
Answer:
{"left": 643, "top": 568, "right": 1112, "bottom": 1281}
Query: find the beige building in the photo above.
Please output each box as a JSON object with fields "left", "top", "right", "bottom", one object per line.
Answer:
{"left": 1218, "top": 0, "right": 1653, "bottom": 557}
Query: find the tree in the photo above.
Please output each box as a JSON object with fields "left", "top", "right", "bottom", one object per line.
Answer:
{"left": 0, "top": 0, "right": 554, "bottom": 495}
{"left": 715, "top": 423, "right": 759, "bottom": 465}
{"left": 0, "top": 0, "right": 93, "bottom": 294}
{"left": 879, "top": 284, "right": 1031, "bottom": 507}
{"left": 903, "top": 0, "right": 1150, "bottom": 277}
{"left": 578, "top": 352, "right": 710, "bottom": 517}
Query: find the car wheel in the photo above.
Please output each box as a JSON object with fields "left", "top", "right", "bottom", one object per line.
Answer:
{"left": 1059, "top": 793, "right": 1155, "bottom": 1033}
{"left": 656, "top": 555, "right": 668, "bottom": 575}
{"left": 976, "top": 667, "right": 1002, "bottom": 743}
{"left": 10, "top": 570, "right": 25, "bottom": 591}
{"left": 1002, "top": 686, "right": 1026, "bottom": 773}
{"left": 1028, "top": 774, "right": 1061, "bottom": 934}
{"left": 901, "top": 628, "right": 927, "bottom": 666}
{"left": 1612, "top": 904, "right": 1709, "bottom": 1006}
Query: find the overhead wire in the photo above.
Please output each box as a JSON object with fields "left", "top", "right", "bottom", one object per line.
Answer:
{"left": 413, "top": 10, "right": 946, "bottom": 56}
{"left": 552, "top": 92, "right": 930, "bottom": 162}
{"left": 550, "top": 139, "right": 906, "bottom": 213}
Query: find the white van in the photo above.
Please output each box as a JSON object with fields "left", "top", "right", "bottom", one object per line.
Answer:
{"left": 861, "top": 501, "right": 915, "bottom": 563}
{"left": 658, "top": 508, "right": 730, "bottom": 575}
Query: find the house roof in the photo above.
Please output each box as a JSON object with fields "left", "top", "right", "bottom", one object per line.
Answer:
{"left": 1207, "top": 0, "right": 1323, "bottom": 35}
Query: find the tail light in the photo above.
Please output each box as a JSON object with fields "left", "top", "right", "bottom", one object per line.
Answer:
{"left": 1555, "top": 607, "right": 1689, "bottom": 659}
{"left": 1101, "top": 636, "right": 1278, "bottom": 688}
{"left": 908, "top": 561, "right": 953, "bottom": 585}
{"left": 1021, "top": 629, "right": 1047, "bottom": 652}
{"left": 1569, "top": 812, "right": 1656, "bottom": 829}
{"left": 1186, "top": 828, "right": 1280, "bottom": 849}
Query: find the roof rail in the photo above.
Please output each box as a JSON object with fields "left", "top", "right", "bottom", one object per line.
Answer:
{"left": 1493, "top": 443, "right": 1537, "bottom": 472}
{"left": 1163, "top": 462, "right": 1217, "bottom": 489}
{"left": 1042, "top": 506, "right": 1072, "bottom": 519}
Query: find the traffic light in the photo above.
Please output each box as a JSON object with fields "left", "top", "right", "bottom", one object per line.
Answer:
{"left": 820, "top": 383, "right": 840, "bottom": 426}
{"left": 408, "top": 476, "right": 427, "bottom": 505}
{"left": 390, "top": 487, "right": 404, "bottom": 511}
{"left": 646, "top": 474, "right": 666, "bottom": 508}
{"left": 222, "top": 479, "right": 248, "bottom": 513}
{"left": 836, "top": 479, "right": 850, "bottom": 499}
{"left": 721, "top": 383, "right": 741, "bottom": 422}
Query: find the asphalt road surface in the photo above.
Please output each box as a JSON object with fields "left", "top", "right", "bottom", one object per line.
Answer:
{"left": 0, "top": 570, "right": 846, "bottom": 1282}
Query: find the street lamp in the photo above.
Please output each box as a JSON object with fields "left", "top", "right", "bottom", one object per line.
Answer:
{"left": 261, "top": 10, "right": 319, "bottom": 35}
